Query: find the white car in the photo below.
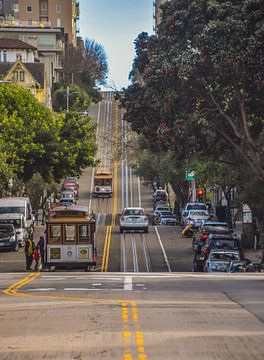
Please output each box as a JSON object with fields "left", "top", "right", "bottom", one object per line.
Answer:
{"left": 204, "top": 250, "right": 240, "bottom": 272}
{"left": 120, "top": 207, "right": 149, "bottom": 233}
{"left": 182, "top": 209, "right": 209, "bottom": 225}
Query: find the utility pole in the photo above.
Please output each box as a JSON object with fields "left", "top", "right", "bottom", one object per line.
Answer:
{"left": 66, "top": 86, "right": 69, "bottom": 111}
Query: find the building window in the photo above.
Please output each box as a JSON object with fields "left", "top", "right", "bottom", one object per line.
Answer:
{"left": 3, "top": 51, "right": 7, "bottom": 62}
{"left": 20, "top": 71, "right": 25, "bottom": 82}
{"left": 0, "top": 1, "right": 2, "bottom": 10}
{"left": 26, "top": 5, "right": 32, "bottom": 13}
{"left": 41, "top": 2, "right": 48, "bottom": 11}
{"left": 14, "top": 71, "right": 18, "bottom": 81}
{"left": 56, "top": 3, "right": 61, "bottom": 13}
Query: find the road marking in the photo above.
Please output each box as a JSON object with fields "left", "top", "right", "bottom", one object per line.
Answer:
{"left": 154, "top": 226, "right": 172, "bottom": 272}
{"left": 137, "top": 176, "right": 142, "bottom": 207}
{"left": 101, "top": 225, "right": 110, "bottom": 272}
{"left": 132, "top": 235, "right": 139, "bottom": 272}
{"left": 124, "top": 276, "right": 133, "bottom": 291}
{"left": 27, "top": 288, "right": 56, "bottom": 292}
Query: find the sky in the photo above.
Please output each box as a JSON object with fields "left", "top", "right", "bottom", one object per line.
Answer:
{"left": 80, "top": 0, "right": 154, "bottom": 89}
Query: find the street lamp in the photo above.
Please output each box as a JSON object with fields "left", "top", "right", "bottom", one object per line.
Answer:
{"left": 66, "top": 86, "right": 79, "bottom": 111}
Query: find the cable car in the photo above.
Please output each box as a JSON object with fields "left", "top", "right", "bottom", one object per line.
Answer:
{"left": 93, "top": 167, "right": 113, "bottom": 197}
{"left": 44, "top": 206, "right": 96, "bottom": 270}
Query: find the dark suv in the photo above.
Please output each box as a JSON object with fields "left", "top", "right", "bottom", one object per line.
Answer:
{"left": 192, "top": 222, "right": 231, "bottom": 252}
{"left": 201, "top": 234, "right": 244, "bottom": 259}
{"left": 0, "top": 224, "right": 19, "bottom": 251}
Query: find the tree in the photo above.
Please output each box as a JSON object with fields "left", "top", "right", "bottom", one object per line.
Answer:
{"left": 121, "top": 0, "right": 264, "bottom": 254}
{"left": 53, "top": 84, "right": 90, "bottom": 112}
{"left": 0, "top": 83, "right": 97, "bottom": 188}
{"left": 62, "top": 39, "right": 108, "bottom": 101}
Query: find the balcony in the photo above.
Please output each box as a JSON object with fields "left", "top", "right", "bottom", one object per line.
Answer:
{"left": 0, "top": 20, "right": 52, "bottom": 28}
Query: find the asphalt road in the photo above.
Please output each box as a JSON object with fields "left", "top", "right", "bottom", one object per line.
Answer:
{"left": 1, "top": 92, "right": 264, "bottom": 359}
{"left": 0, "top": 272, "right": 264, "bottom": 359}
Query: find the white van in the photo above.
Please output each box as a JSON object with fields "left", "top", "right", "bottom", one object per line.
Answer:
{"left": 0, "top": 213, "right": 29, "bottom": 246}
{"left": 0, "top": 197, "right": 34, "bottom": 236}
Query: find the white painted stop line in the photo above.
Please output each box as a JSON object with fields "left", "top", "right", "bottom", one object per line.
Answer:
{"left": 124, "top": 276, "right": 133, "bottom": 290}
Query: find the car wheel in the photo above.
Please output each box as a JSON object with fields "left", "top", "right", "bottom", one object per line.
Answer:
{"left": 144, "top": 227, "right": 149, "bottom": 234}
{"left": 13, "top": 242, "right": 19, "bottom": 252}
{"left": 120, "top": 227, "right": 123, "bottom": 234}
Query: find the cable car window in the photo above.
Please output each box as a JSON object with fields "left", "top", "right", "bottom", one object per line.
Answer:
{"left": 49, "top": 225, "right": 62, "bottom": 244}
{"left": 79, "top": 225, "right": 92, "bottom": 244}
{"left": 65, "top": 224, "right": 76, "bottom": 243}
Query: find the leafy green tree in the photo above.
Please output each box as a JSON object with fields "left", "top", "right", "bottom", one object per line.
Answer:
{"left": 53, "top": 84, "right": 91, "bottom": 112}
{"left": 0, "top": 83, "right": 60, "bottom": 183}
{"left": 53, "top": 111, "right": 97, "bottom": 181}
{"left": 0, "top": 83, "right": 97, "bottom": 188}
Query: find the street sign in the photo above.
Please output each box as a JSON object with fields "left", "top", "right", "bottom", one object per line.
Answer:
{"left": 185, "top": 171, "right": 195, "bottom": 181}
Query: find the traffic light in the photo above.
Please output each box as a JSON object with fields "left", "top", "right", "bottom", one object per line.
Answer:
{"left": 196, "top": 189, "right": 204, "bottom": 202}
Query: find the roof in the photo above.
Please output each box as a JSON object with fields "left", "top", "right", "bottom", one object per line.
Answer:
{"left": 0, "top": 38, "right": 37, "bottom": 50}
{"left": 0, "top": 61, "right": 45, "bottom": 88}
{"left": 95, "top": 167, "right": 112, "bottom": 176}
{"left": 0, "top": 213, "right": 24, "bottom": 219}
{"left": 0, "top": 197, "right": 29, "bottom": 206}
{"left": 24, "top": 62, "right": 44, "bottom": 87}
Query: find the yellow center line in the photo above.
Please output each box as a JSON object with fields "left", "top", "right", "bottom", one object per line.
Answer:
{"left": 3, "top": 98, "right": 147, "bottom": 360}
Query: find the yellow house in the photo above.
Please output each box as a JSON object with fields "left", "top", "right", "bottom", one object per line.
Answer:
{"left": 0, "top": 59, "right": 46, "bottom": 104}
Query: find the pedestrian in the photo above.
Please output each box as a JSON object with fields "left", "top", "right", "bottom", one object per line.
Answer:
{"left": 37, "top": 236, "right": 45, "bottom": 266}
{"left": 25, "top": 238, "right": 34, "bottom": 271}
{"left": 33, "top": 246, "right": 40, "bottom": 271}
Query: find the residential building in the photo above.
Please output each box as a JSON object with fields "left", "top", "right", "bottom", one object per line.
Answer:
{"left": 0, "top": 0, "right": 79, "bottom": 46}
{"left": 0, "top": 39, "right": 45, "bottom": 103}
{"left": 0, "top": 37, "right": 38, "bottom": 62}
{"left": 154, "top": 0, "right": 170, "bottom": 32}
{"left": 0, "top": 25, "right": 64, "bottom": 106}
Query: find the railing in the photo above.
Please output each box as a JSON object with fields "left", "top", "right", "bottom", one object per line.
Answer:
{"left": 0, "top": 20, "right": 52, "bottom": 28}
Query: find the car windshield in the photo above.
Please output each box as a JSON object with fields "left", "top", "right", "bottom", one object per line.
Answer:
{"left": 124, "top": 209, "right": 144, "bottom": 216}
{"left": 0, "top": 226, "right": 13, "bottom": 234}
{"left": 0, "top": 219, "right": 21, "bottom": 228}
{"left": 0, "top": 207, "right": 25, "bottom": 215}
{"left": 161, "top": 214, "right": 174, "bottom": 218}
{"left": 210, "top": 252, "right": 239, "bottom": 261}
{"left": 204, "top": 226, "right": 230, "bottom": 234}
{"left": 210, "top": 240, "right": 238, "bottom": 248}
{"left": 187, "top": 204, "right": 207, "bottom": 211}
{"left": 189, "top": 211, "right": 208, "bottom": 217}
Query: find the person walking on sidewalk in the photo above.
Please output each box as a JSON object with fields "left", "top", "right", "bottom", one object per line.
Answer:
{"left": 33, "top": 246, "right": 40, "bottom": 271}
{"left": 37, "top": 236, "right": 45, "bottom": 266}
{"left": 25, "top": 238, "right": 34, "bottom": 270}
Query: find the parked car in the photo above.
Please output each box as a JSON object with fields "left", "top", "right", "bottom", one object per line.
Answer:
{"left": 153, "top": 189, "right": 168, "bottom": 204}
{"left": 192, "top": 222, "right": 232, "bottom": 252}
{"left": 59, "top": 190, "right": 76, "bottom": 205}
{"left": 120, "top": 207, "right": 149, "bottom": 233}
{"left": 64, "top": 176, "right": 79, "bottom": 187}
{"left": 202, "top": 234, "right": 244, "bottom": 259}
{"left": 181, "top": 209, "right": 209, "bottom": 226}
{"left": 62, "top": 181, "right": 79, "bottom": 199}
{"left": 0, "top": 213, "right": 29, "bottom": 247}
{"left": 154, "top": 203, "right": 170, "bottom": 213}
{"left": 0, "top": 197, "right": 34, "bottom": 236}
{"left": 204, "top": 249, "right": 240, "bottom": 272}
{"left": 184, "top": 202, "right": 207, "bottom": 212}
{"left": 155, "top": 211, "right": 177, "bottom": 226}
{"left": 0, "top": 224, "right": 19, "bottom": 251}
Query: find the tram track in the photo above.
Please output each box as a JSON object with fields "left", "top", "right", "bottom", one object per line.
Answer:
{"left": 121, "top": 232, "right": 151, "bottom": 272}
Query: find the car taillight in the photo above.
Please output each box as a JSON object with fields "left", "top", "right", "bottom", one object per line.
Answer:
{"left": 200, "top": 234, "right": 208, "bottom": 241}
